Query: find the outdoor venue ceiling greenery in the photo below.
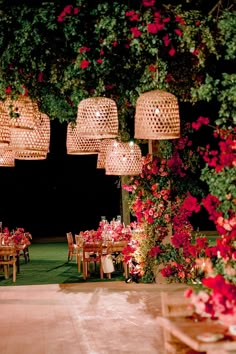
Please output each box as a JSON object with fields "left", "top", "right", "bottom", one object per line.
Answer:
{"left": 0, "top": 0, "right": 235, "bottom": 141}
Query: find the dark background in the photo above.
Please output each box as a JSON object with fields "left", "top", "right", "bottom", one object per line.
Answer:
{"left": 0, "top": 120, "right": 121, "bottom": 238}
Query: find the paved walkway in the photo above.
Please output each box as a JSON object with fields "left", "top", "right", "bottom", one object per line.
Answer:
{"left": 0, "top": 281, "right": 188, "bottom": 354}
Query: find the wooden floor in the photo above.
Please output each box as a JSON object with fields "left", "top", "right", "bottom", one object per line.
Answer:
{"left": 0, "top": 281, "right": 188, "bottom": 354}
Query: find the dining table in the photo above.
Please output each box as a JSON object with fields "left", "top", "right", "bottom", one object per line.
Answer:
{"left": 157, "top": 315, "right": 236, "bottom": 353}
{"left": 80, "top": 240, "right": 129, "bottom": 279}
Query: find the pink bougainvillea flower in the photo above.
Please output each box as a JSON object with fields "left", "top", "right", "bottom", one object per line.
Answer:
{"left": 148, "top": 64, "right": 157, "bottom": 72}
{"left": 79, "top": 46, "right": 90, "bottom": 53}
{"left": 130, "top": 27, "right": 142, "bottom": 37}
{"left": 192, "top": 116, "right": 210, "bottom": 130}
{"left": 38, "top": 72, "right": 43, "bottom": 82}
{"left": 96, "top": 59, "right": 103, "bottom": 64}
{"left": 147, "top": 23, "right": 158, "bottom": 34}
{"left": 169, "top": 47, "right": 176, "bottom": 56}
{"left": 5, "top": 86, "right": 11, "bottom": 94}
{"left": 80, "top": 59, "right": 90, "bottom": 69}
{"left": 175, "top": 15, "right": 185, "bottom": 25}
{"left": 142, "top": 0, "right": 155, "bottom": 7}
{"left": 174, "top": 28, "right": 183, "bottom": 36}
{"left": 162, "top": 34, "right": 170, "bottom": 47}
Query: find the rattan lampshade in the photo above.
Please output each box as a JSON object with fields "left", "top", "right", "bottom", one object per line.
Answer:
{"left": 0, "top": 148, "right": 15, "bottom": 167}
{"left": 3, "top": 96, "right": 40, "bottom": 131}
{"left": 135, "top": 90, "right": 180, "bottom": 140}
{"left": 76, "top": 97, "right": 119, "bottom": 139}
{"left": 0, "top": 103, "right": 10, "bottom": 147}
{"left": 10, "top": 112, "right": 50, "bottom": 154}
{"left": 15, "top": 150, "right": 47, "bottom": 160}
{"left": 105, "top": 141, "right": 142, "bottom": 176}
{"left": 66, "top": 122, "right": 101, "bottom": 155}
{"left": 97, "top": 139, "right": 114, "bottom": 169}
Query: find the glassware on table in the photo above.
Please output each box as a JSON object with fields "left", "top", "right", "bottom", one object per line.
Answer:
{"left": 116, "top": 215, "right": 121, "bottom": 223}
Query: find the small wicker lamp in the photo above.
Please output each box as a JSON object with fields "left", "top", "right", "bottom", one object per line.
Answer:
{"left": 105, "top": 141, "right": 142, "bottom": 176}
{"left": 0, "top": 148, "right": 15, "bottom": 167}
{"left": 66, "top": 122, "right": 101, "bottom": 155}
{"left": 0, "top": 103, "right": 11, "bottom": 147}
{"left": 135, "top": 90, "right": 180, "bottom": 140}
{"left": 97, "top": 139, "right": 114, "bottom": 169}
{"left": 3, "top": 96, "right": 40, "bottom": 131}
{"left": 12, "top": 112, "right": 50, "bottom": 160}
{"left": 76, "top": 97, "right": 119, "bottom": 139}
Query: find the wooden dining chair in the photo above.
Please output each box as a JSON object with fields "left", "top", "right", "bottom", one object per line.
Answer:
{"left": 66, "top": 232, "right": 78, "bottom": 262}
{"left": 160, "top": 291, "right": 205, "bottom": 354}
{"left": 0, "top": 245, "right": 17, "bottom": 282}
{"left": 82, "top": 242, "right": 104, "bottom": 280}
{"left": 75, "top": 234, "right": 84, "bottom": 273}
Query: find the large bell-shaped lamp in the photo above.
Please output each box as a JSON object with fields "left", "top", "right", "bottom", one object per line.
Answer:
{"left": 3, "top": 96, "right": 40, "bottom": 131}
{"left": 66, "top": 122, "right": 101, "bottom": 155}
{"left": 76, "top": 97, "right": 119, "bottom": 139}
{"left": 135, "top": 90, "right": 180, "bottom": 140}
{"left": 97, "top": 139, "right": 115, "bottom": 169}
{"left": 12, "top": 112, "right": 50, "bottom": 160}
{"left": 105, "top": 141, "right": 142, "bottom": 176}
{"left": 0, "top": 148, "right": 15, "bottom": 167}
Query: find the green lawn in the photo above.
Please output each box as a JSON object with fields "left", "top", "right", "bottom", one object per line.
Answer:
{"left": 0, "top": 242, "right": 125, "bottom": 286}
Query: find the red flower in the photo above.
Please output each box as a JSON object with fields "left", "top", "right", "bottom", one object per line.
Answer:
{"left": 142, "top": 0, "right": 155, "bottom": 7}
{"left": 131, "top": 27, "right": 142, "bottom": 37}
{"left": 80, "top": 60, "right": 90, "bottom": 69}
{"left": 168, "top": 47, "right": 175, "bottom": 56}
{"left": 147, "top": 23, "right": 157, "bottom": 34}
{"left": 174, "top": 29, "right": 182, "bottom": 36}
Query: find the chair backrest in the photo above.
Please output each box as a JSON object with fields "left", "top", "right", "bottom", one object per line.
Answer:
{"left": 83, "top": 242, "right": 103, "bottom": 261}
{"left": 161, "top": 291, "right": 193, "bottom": 318}
{"left": 66, "top": 232, "right": 74, "bottom": 248}
{"left": 75, "top": 234, "right": 84, "bottom": 248}
{"left": 0, "top": 245, "right": 17, "bottom": 257}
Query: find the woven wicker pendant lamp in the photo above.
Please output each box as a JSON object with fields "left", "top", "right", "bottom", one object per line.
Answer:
{"left": 3, "top": 96, "right": 40, "bottom": 131}
{"left": 76, "top": 97, "right": 119, "bottom": 139}
{"left": 15, "top": 150, "right": 47, "bottom": 160}
{"left": 105, "top": 141, "right": 142, "bottom": 176}
{"left": 11, "top": 112, "right": 50, "bottom": 159}
{"left": 97, "top": 139, "right": 114, "bottom": 169}
{"left": 135, "top": 90, "right": 180, "bottom": 140}
{"left": 0, "top": 148, "right": 15, "bottom": 167}
{"left": 66, "top": 122, "right": 101, "bottom": 155}
{"left": 0, "top": 103, "right": 11, "bottom": 147}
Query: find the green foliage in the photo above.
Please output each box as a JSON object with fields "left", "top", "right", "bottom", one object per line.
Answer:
{"left": 201, "top": 166, "right": 236, "bottom": 217}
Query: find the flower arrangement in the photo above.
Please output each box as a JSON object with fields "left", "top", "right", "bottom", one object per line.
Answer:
{"left": 79, "top": 219, "right": 133, "bottom": 243}
{"left": 2, "top": 227, "right": 32, "bottom": 246}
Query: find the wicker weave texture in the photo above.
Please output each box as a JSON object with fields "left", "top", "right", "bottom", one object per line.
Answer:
{"left": 105, "top": 141, "right": 142, "bottom": 176}
{"left": 66, "top": 122, "right": 101, "bottom": 155}
{"left": 97, "top": 139, "right": 114, "bottom": 169}
{"left": 10, "top": 113, "right": 50, "bottom": 152}
{"left": 0, "top": 104, "right": 11, "bottom": 146}
{"left": 3, "top": 96, "right": 40, "bottom": 130}
{"left": 0, "top": 148, "right": 15, "bottom": 167}
{"left": 135, "top": 90, "right": 180, "bottom": 140}
{"left": 76, "top": 97, "right": 119, "bottom": 139}
{"left": 15, "top": 150, "right": 47, "bottom": 160}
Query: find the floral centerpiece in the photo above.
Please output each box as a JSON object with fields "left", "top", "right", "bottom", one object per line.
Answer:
{"left": 79, "top": 219, "right": 133, "bottom": 243}
{"left": 2, "top": 227, "right": 32, "bottom": 246}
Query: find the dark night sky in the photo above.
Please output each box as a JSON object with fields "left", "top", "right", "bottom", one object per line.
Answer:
{"left": 0, "top": 120, "right": 121, "bottom": 238}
